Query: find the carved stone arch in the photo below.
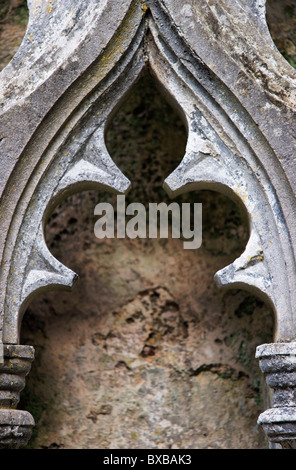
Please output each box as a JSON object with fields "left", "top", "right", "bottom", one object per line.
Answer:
{"left": 0, "top": 0, "right": 296, "bottom": 448}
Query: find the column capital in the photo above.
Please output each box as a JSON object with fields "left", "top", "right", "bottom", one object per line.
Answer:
{"left": 256, "top": 342, "right": 296, "bottom": 448}
{"left": 0, "top": 344, "right": 35, "bottom": 448}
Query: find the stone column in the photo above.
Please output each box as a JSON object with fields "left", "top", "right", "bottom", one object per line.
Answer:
{"left": 0, "top": 344, "right": 35, "bottom": 448}
{"left": 256, "top": 342, "right": 296, "bottom": 449}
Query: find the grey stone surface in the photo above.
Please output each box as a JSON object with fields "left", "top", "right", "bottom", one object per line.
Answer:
{"left": 0, "top": 345, "right": 34, "bottom": 406}
{"left": 256, "top": 342, "right": 296, "bottom": 447}
{"left": 0, "top": 0, "right": 295, "bottom": 345}
{"left": 0, "top": 344, "right": 34, "bottom": 448}
{"left": 0, "top": 409, "right": 35, "bottom": 449}
{"left": 0, "top": 0, "right": 295, "bottom": 448}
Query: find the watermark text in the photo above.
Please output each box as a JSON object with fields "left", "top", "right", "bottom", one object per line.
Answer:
{"left": 94, "top": 196, "right": 202, "bottom": 249}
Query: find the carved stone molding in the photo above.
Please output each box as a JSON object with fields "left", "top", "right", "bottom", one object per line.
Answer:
{"left": 0, "top": 345, "right": 35, "bottom": 448}
{"left": 256, "top": 343, "right": 296, "bottom": 448}
{"left": 0, "top": 0, "right": 295, "bottom": 447}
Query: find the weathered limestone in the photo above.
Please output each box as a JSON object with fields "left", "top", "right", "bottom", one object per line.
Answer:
{"left": 0, "top": 345, "right": 34, "bottom": 448}
{"left": 256, "top": 343, "right": 296, "bottom": 448}
{"left": 0, "top": 0, "right": 295, "bottom": 447}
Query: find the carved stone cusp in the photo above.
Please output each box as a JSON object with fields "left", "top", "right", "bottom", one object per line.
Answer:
{"left": 256, "top": 342, "right": 296, "bottom": 448}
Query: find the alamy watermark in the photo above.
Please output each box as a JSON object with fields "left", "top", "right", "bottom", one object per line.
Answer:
{"left": 94, "top": 195, "right": 202, "bottom": 249}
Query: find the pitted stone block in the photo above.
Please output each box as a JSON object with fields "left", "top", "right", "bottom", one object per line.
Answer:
{"left": 0, "top": 409, "right": 35, "bottom": 449}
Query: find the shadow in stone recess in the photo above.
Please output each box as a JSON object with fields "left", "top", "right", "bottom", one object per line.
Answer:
{"left": 266, "top": 0, "right": 296, "bottom": 69}
{"left": 19, "top": 71, "right": 274, "bottom": 449}
{"left": 0, "top": 0, "right": 29, "bottom": 72}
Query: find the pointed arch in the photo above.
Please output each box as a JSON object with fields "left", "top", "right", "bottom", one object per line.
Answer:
{"left": 0, "top": 0, "right": 295, "bottom": 346}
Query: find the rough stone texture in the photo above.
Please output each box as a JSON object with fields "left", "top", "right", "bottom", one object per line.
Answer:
{"left": 256, "top": 342, "right": 296, "bottom": 448}
{"left": 20, "top": 237, "right": 272, "bottom": 448}
{"left": 0, "top": 0, "right": 295, "bottom": 449}
{"left": 0, "top": 0, "right": 295, "bottom": 344}
{"left": 19, "top": 76, "right": 273, "bottom": 449}
{"left": 266, "top": 0, "right": 296, "bottom": 69}
{"left": 0, "top": 409, "right": 35, "bottom": 449}
{"left": 0, "top": 344, "right": 34, "bottom": 409}
{"left": 0, "top": 344, "right": 34, "bottom": 448}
